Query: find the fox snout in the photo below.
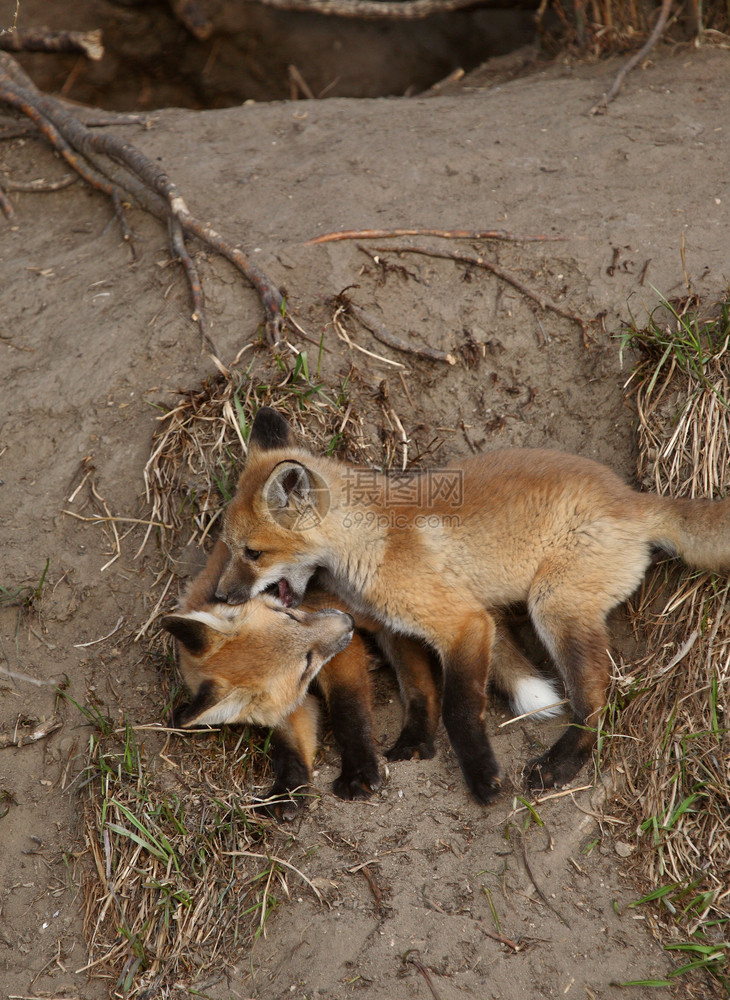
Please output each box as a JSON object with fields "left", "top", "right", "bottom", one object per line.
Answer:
{"left": 214, "top": 581, "right": 249, "bottom": 605}
{"left": 214, "top": 554, "right": 255, "bottom": 605}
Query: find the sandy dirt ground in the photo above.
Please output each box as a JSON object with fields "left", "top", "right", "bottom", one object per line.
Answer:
{"left": 1, "top": 41, "right": 729, "bottom": 999}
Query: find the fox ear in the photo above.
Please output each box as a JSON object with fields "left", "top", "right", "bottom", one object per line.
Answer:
{"left": 162, "top": 614, "right": 216, "bottom": 655}
{"left": 263, "top": 461, "right": 330, "bottom": 529}
{"left": 249, "top": 407, "right": 296, "bottom": 453}
{"left": 174, "top": 682, "right": 255, "bottom": 728}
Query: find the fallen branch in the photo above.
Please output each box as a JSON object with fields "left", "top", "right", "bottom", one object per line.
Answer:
{"left": 237, "top": 0, "right": 534, "bottom": 18}
{"left": 349, "top": 301, "right": 456, "bottom": 364}
{"left": 591, "top": 0, "right": 673, "bottom": 113}
{"left": 519, "top": 833, "right": 570, "bottom": 928}
{"left": 0, "top": 53, "right": 286, "bottom": 346}
{"left": 373, "top": 242, "right": 592, "bottom": 346}
{"left": 306, "top": 226, "right": 563, "bottom": 245}
{"left": 0, "top": 28, "right": 103, "bottom": 60}
{"left": 0, "top": 715, "right": 62, "bottom": 749}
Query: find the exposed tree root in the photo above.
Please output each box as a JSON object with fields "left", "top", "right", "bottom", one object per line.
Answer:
{"left": 591, "top": 0, "right": 674, "bottom": 113}
{"left": 371, "top": 242, "right": 593, "bottom": 346}
{"left": 0, "top": 53, "right": 286, "bottom": 348}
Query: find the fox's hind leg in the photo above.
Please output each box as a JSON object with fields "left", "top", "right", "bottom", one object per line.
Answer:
{"left": 437, "top": 610, "right": 502, "bottom": 804}
{"left": 525, "top": 583, "right": 612, "bottom": 790}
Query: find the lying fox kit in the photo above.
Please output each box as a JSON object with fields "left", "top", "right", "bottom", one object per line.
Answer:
{"left": 163, "top": 538, "right": 379, "bottom": 818}
{"left": 213, "top": 407, "right": 730, "bottom": 804}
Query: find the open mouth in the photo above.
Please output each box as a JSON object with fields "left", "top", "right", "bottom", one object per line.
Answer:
{"left": 276, "top": 579, "right": 293, "bottom": 606}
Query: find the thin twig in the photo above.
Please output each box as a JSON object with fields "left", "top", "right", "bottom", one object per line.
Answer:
{"left": 3, "top": 173, "right": 77, "bottom": 192}
{"left": 235, "top": 0, "right": 532, "bottom": 18}
{"left": 591, "top": 0, "right": 674, "bottom": 113}
{"left": 403, "top": 951, "right": 444, "bottom": 1000}
{"left": 480, "top": 926, "right": 523, "bottom": 951}
{"left": 225, "top": 850, "right": 324, "bottom": 902}
{"left": 374, "top": 243, "right": 592, "bottom": 346}
{"left": 519, "top": 832, "right": 570, "bottom": 928}
{"left": 306, "top": 226, "right": 563, "bottom": 245}
{"left": 0, "top": 28, "right": 103, "bottom": 60}
{"left": 350, "top": 302, "right": 456, "bottom": 364}
{"left": 73, "top": 616, "right": 125, "bottom": 648}
{"left": 0, "top": 715, "right": 62, "bottom": 749}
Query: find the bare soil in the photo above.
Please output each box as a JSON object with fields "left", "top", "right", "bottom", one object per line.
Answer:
{"left": 1, "top": 36, "right": 729, "bottom": 1000}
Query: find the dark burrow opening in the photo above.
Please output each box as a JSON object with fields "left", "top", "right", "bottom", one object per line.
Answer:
{"left": 13, "top": 0, "right": 544, "bottom": 109}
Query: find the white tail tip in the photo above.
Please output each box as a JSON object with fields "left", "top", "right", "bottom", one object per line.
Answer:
{"left": 511, "top": 675, "right": 564, "bottom": 720}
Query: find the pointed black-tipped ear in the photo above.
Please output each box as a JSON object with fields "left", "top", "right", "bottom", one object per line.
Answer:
{"left": 249, "top": 407, "right": 296, "bottom": 453}
{"left": 266, "top": 461, "right": 312, "bottom": 508}
{"left": 172, "top": 680, "right": 219, "bottom": 728}
{"left": 162, "top": 614, "right": 214, "bottom": 656}
{"left": 262, "top": 460, "right": 330, "bottom": 530}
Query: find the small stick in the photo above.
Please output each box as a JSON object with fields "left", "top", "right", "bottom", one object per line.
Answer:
{"left": 360, "top": 863, "right": 385, "bottom": 909}
{"left": 306, "top": 226, "right": 563, "bottom": 245}
{"left": 288, "top": 64, "right": 315, "bottom": 100}
{"left": 498, "top": 698, "right": 569, "bottom": 726}
{"left": 224, "top": 849, "right": 324, "bottom": 902}
{"left": 0, "top": 715, "right": 62, "bottom": 749}
{"left": 519, "top": 834, "right": 570, "bottom": 928}
{"left": 591, "top": 0, "right": 673, "bottom": 113}
{"left": 480, "top": 926, "right": 523, "bottom": 951}
{"left": 3, "top": 174, "right": 77, "bottom": 192}
{"left": 0, "top": 28, "right": 103, "bottom": 60}
{"left": 403, "top": 951, "right": 444, "bottom": 1000}
{"left": 351, "top": 302, "right": 456, "bottom": 364}
{"left": 375, "top": 243, "right": 592, "bottom": 347}
{"left": 0, "top": 184, "right": 15, "bottom": 218}
{"left": 62, "top": 511, "right": 173, "bottom": 528}
{"left": 73, "top": 616, "right": 124, "bottom": 648}
{"left": 333, "top": 304, "right": 406, "bottom": 368}
{"left": 233, "top": 0, "right": 533, "bottom": 18}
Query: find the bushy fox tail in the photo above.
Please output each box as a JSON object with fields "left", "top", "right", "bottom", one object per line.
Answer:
{"left": 649, "top": 496, "right": 730, "bottom": 575}
{"left": 491, "top": 629, "right": 563, "bottom": 721}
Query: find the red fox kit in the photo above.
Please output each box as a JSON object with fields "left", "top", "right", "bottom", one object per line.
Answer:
{"left": 163, "top": 538, "right": 380, "bottom": 816}
{"left": 212, "top": 407, "right": 730, "bottom": 804}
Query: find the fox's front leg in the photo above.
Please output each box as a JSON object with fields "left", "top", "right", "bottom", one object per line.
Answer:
{"left": 439, "top": 611, "right": 502, "bottom": 805}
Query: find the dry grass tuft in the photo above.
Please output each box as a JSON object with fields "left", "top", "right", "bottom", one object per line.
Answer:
{"left": 540, "top": 0, "right": 730, "bottom": 57}
{"left": 78, "top": 718, "right": 311, "bottom": 998}
{"left": 78, "top": 350, "right": 388, "bottom": 996}
{"left": 142, "top": 353, "right": 374, "bottom": 554}
{"left": 608, "top": 293, "right": 730, "bottom": 990}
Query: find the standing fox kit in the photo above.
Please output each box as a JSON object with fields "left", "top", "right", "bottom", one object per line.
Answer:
{"left": 214, "top": 407, "right": 730, "bottom": 804}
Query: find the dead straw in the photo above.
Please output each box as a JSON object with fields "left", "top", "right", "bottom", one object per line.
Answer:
{"left": 79, "top": 351, "right": 381, "bottom": 996}
{"left": 607, "top": 294, "right": 730, "bottom": 983}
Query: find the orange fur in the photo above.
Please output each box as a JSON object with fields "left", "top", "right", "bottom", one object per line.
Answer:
{"left": 214, "top": 408, "right": 730, "bottom": 802}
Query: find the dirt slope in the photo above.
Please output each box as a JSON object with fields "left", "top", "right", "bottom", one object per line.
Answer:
{"left": 1, "top": 46, "right": 729, "bottom": 998}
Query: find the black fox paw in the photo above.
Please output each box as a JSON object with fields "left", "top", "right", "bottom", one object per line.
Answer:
{"left": 385, "top": 731, "right": 436, "bottom": 762}
{"left": 524, "top": 752, "right": 583, "bottom": 791}
{"left": 255, "top": 785, "right": 307, "bottom": 822}
{"left": 333, "top": 758, "right": 382, "bottom": 800}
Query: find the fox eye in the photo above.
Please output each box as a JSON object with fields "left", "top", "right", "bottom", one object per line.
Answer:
{"left": 244, "top": 546, "right": 262, "bottom": 561}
